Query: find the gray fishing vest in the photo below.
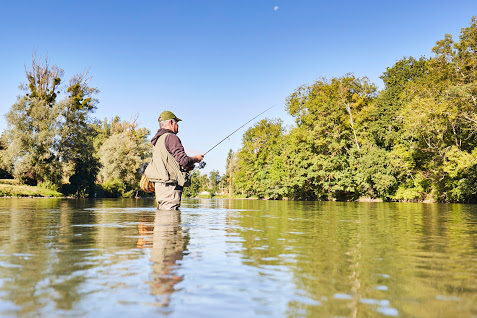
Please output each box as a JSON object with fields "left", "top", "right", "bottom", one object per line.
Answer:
{"left": 144, "top": 133, "right": 191, "bottom": 187}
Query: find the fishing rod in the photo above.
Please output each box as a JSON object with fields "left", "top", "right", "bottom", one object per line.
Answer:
{"left": 196, "top": 105, "right": 276, "bottom": 169}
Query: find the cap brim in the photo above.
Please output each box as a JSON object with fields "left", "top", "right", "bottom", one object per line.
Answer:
{"left": 176, "top": 117, "right": 182, "bottom": 121}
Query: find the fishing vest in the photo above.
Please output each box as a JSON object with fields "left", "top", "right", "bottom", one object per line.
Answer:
{"left": 144, "top": 133, "right": 191, "bottom": 187}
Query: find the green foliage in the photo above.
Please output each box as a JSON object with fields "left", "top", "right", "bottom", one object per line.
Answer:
{"left": 0, "top": 179, "right": 63, "bottom": 197}
{"left": 392, "top": 18, "right": 477, "bottom": 202}
{"left": 438, "top": 147, "right": 477, "bottom": 202}
{"left": 208, "top": 170, "right": 221, "bottom": 197}
{"left": 224, "top": 149, "right": 238, "bottom": 196}
{"left": 353, "top": 145, "right": 398, "bottom": 199}
{"left": 281, "top": 74, "right": 376, "bottom": 200}
{"left": 279, "top": 127, "right": 323, "bottom": 200}
{"left": 4, "top": 97, "right": 63, "bottom": 186}
{"left": 183, "top": 170, "right": 201, "bottom": 197}
{"left": 97, "top": 119, "right": 151, "bottom": 195}
{"left": 23, "top": 55, "right": 63, "bottom": 107}
{"left": 392, "top": 180, "right": 426, "bottom": 202}
{"left": 38, "top": 180, "right": 60, "bottom": 192}
{"left": 229, "top": 17, "right": 477, "bottom": 203}
{"left": 2, "top": 56, "right": 99, "bottom": 194}
{"left": 1, "top": 56, "right": 153, "bottom": 198}
{"left": 234, "top": 118, "right": 284, "bottom": 198}
{"left": 182, "top": 169, "right": 230, "bottom": 199}
{"left": 99, "top": 178, "right": 128, "bottom": 198}
{"left": 58, "top": 74, "right": 100, "bottom": 197}
{"left": 3, "top": 18, "right": 477, "bottom": 202}
{"left": 0, "top": 133, "right": 13, "bottom": 178}
{"left": 366, "top": 56, "right": 428, "bottom": 149}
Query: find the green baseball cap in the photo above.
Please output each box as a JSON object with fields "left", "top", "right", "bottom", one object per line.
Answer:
{"left": 158, "top": 110, "right": 182, "bottom": 122}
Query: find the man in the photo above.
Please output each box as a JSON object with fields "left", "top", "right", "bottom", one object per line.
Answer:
{"left": 145, "top": 111, "right": 204, "bottom": 210}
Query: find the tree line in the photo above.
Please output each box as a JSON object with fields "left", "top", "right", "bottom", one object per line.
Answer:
{"left": 227, "top": 17, "right": 477, "bottom": 203}
{"left": 2, "top": 17, "right": 477, "bottom": 202}
{"left": 0, "top": 55, "right": 225, "bottom": 198}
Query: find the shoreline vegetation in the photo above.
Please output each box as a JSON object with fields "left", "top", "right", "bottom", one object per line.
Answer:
{"left": 0, "top": 179, "right": 467, "bottom": 203}
{"left": 0, "top": 180, "right": 422, "bottom": 203}
{"left": 1, "top": 18, "right": 477, "bottom": 203}
{"left": 0, "top": 179, "right": 63, "bottom": 198}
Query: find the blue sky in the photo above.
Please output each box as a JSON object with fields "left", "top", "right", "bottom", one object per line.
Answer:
{"left": 1, "top": 1, "right": 476, "bottom": 174}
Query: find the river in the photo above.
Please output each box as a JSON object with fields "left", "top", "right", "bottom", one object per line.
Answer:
{"left": 0, "top": 198, "right": 476, "bottom": 317}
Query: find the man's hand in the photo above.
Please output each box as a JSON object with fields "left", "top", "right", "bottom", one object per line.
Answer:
{"left": 193, "top": 154, "right": 204, "bottom": 163}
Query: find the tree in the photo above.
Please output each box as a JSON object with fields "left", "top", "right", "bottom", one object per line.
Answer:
{"left": 234, "top": 118, "right": 284, "bottom": 198}
{"left": 0, "top": 133, "right": 13, "bottom": 179}
{"left": 1, "top": 55, "right": 101, "bottom": 193}
{"left": 366, "top": 56, "right": 428, "bottom": 150}
{"left": 396, "top": 17, "right": 477, "bottom": 201}
{"left": 279, "top": 127, "right": 323, "bottom": 200}
{"left": 3, "top": 56, "right": 65, "bottom": 187}
{"left": 224, "top": 149, "right": 238, "bottom": 195}
{"left": 59, "top": 73, "right": 100, "bottom": 196}
{"left": 230, "top": 18, "right": 477, "bottom": 203}
{"left": 97, "top": 118, "right": 151, "bottom": 197}
{"left": 284, "top": 74, "right": 377, "bottom": 200}
{"left": 208, "top": 170, "right": 221, "bottom": 197}
{"left": 183, "top": 170, "right": 201, "bottom": 197}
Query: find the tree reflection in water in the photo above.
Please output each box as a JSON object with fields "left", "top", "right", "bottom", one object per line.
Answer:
{"left": 137, "top": 209, "right": 188, "bottom": 308}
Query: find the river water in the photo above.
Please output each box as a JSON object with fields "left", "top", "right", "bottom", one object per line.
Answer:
{"left": 0, "top": 198, "right": 476, "bottom": 317}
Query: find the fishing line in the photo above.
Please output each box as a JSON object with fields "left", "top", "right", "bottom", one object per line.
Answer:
{"left": 196, "top": 105, "right": 276, "bottom": 169}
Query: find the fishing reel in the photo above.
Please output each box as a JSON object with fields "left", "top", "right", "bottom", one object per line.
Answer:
{"left": 196, "top": 161, "right": 206, "bottom": 169}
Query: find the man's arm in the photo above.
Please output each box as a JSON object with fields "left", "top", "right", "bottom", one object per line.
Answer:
{"left": 165, "top": 134, "right": 203, "bottom": 168}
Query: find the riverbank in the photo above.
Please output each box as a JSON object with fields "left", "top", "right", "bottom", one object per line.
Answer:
{"left": 0, "top": 179, "right": 63, "bottom": 197}
{"left": 0, "top": 181, "right": 407, "bottom": 202}
{"left": 0, "top": 179, "right": 443, "bottom": 203}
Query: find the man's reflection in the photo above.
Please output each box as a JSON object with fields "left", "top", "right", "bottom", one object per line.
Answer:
{"left": 137, "top": 209, "right": 188, "bottom": 307}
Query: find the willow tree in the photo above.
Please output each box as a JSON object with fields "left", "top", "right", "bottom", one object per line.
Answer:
{"left": 97, "top": 118, "right": 151, "bottom": 197}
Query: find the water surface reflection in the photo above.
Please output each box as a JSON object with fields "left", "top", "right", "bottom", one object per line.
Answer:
{"left": 0, "top": 198, "right": 475, "bottom": 317}
{"left": 139, "top": 210, "right": 187, "bottom": 307}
